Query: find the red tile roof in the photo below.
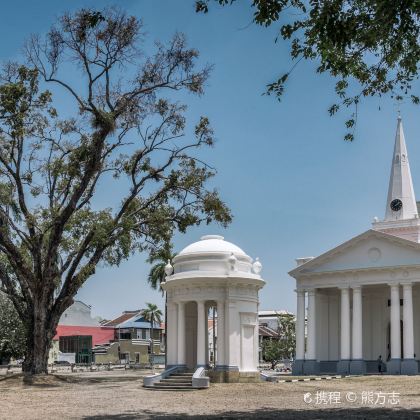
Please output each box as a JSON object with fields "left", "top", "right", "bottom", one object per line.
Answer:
{"left": 54, "top": 325, "right": 115, "bottom": 346}
{"left": 102, "top": 311, "right": 140, "bottom": 327}
{"left": 259, "top": 325, "right": 279, "bottom": 338}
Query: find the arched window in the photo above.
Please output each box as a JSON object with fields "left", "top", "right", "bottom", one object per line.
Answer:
{"left": 395, "top": 155, "right": 400, "bottom": 164}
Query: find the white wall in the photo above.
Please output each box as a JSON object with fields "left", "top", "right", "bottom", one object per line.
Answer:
{"left": 59, "top": 301, "right": 99, "bottom": 326}
{"left": 316, "top": 291, "right": 339, "bottom": 361}
{"left": 316, "top": 285, "right": 420, "bottom": 362}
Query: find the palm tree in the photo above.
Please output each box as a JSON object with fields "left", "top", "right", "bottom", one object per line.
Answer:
{"left": 147, "top": 244, "right": 176, "bottom": 294}
{"left": 141, "top": 303, "right": 163, "bottom": 372}
{"left": 147, "top": 244, "right": 176, "bottom": 368}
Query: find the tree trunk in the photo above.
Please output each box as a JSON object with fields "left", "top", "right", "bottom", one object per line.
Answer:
{"left": 21, "top": 298, "right": 59, "bottom": 375}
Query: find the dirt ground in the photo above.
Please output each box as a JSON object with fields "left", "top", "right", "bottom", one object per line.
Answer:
{"left": 1, "top": 372, "right": 420, "bottom": 419}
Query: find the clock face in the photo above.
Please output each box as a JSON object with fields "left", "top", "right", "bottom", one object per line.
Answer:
{"left": 390, "top": 198, "right": 403, "bottom": 212}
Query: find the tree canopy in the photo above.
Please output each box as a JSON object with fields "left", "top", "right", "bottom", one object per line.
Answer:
{"left": 197, "top": 0, "right": 420, "bottom": 140}
{"left": 0, "top": 293, "right": 26, "bottom": 364}
{"left": 0, "top": 7, "right": 231, "bottom": 374}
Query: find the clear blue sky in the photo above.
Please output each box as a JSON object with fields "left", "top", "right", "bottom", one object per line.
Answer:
{"left": 2, "top": 1, "right": 420, "bottom": 320}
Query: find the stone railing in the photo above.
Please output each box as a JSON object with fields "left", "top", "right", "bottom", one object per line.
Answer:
{"left": 143, "top": 365, "right": 179, "bottom": 387}
{"left": 192, "top": 367, "right": 209, "bottom": 388}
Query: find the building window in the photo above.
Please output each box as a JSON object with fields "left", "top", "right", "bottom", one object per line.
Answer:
{"left": 119, "top": 329, "right": 131, "bottom": 340}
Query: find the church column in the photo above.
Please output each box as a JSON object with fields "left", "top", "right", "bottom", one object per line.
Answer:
{"left": 177, "top": 301, "right": 186, "bottom": 366}
{"left": 216, "top": 300, "right": 225, "bottom": 368}
{"left": 293, "top": 289, "right": 305, "bottom": 375}
{"left": 350, "top": 286, "right": 365, "bottom": 374}
{"left": 196, "top": 300, "right": 206, "bottom": 367}
{"left": 402, "top": 282, "right": 418, "bottom": 374}
{"left": 295, "top": 290, "right": 305, "bottom": 360}
{"left": 338, "top": 286, "right": 350, "bottom": 374}
{"left": 387, "top": 283, "right": 401, "bottom": 374}
{"left": 304, "top": 288, "right": 318, "bottom": 374}
{"left": 352, "top": 286, "right": 363, "bottom": 359}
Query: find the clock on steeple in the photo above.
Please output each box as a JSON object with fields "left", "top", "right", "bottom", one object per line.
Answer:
{"left": 390, "top": 199, "right": 403, "bottom": 212}
{"left": 372, "top": 116, "right": 420, "bottom": 243}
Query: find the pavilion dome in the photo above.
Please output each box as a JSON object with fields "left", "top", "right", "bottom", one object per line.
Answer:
{"left": 167, "top": 235, "right": 263, "bottom": 279}
{"left": 178, "top": 235, "right": 247, "bottom": 257}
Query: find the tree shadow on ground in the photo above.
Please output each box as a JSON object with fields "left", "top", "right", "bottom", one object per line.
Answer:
{"left": 0, "top": 373, "right": 143, "bottom": 387}
{"left": 84, "top": 407, "right": 420, "bottom": 419}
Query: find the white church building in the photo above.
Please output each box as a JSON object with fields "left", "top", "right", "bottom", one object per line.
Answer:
{"left": 290, "top": 117, "right": 420, "bottom": 375}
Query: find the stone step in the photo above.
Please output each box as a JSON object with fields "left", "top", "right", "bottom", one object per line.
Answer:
{"left": 161, "top": 378, "right": 192, "bottom": 383}
{"left": 168, "top": 375, "right": 193, "bottom": 380}
{"left": 156, "top": 381, "right": 192, "bottom": 386}
{"left": 148, "top": 386, "right": 195, "bottom": 391}
{"left": 169, "top": 372, "right": 193, "bottom": 378}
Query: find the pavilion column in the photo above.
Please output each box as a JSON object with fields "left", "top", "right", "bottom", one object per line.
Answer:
{"left": 166, "top": 301, "right": 178, "bottom": 366}
{"left": 205, "top": 303, "right": 209, "bottom": 366}
{"left": 387, "top": 283, "right": 401, "bottom": 374}
{"left": 177, "top": 301, "right": 186, "bottom": 366}
{"left": 350, "top": 286, "right": 365, "bottom": 374}
{"left": 401, "top": 282, "right": 418, "bottom": 374}
{"left": 216, "top": 300, "right": 225, "bottom": 367}
{"left": 295, "top": 290, "right": 305, "bottom": 360}
{"left": 196, "top": 300, "right": 206, "bottom": 367}
{"left": 337, "top": 286, "right": 351, "bottom": 374}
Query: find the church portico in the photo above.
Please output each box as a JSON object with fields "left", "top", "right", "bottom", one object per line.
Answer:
{"left": 291, "top": 117, "right": 420, "bottom": 375}
{"left": 294, "top": 278, "right": 420, "bottom": 375}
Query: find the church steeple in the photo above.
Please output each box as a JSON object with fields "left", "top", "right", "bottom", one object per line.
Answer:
{"left": 384, "top": 116, "right": 418, "bottom": 221}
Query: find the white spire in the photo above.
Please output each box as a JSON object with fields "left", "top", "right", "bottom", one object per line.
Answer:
{"left": 384, "top": 116, "right": 418, "bottom": 221}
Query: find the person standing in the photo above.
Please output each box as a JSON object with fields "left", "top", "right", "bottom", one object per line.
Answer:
{"left": 377, "top": 355, "right": 383, "bottom": 375}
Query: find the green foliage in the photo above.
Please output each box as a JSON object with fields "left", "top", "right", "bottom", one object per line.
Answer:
{"left": 0, "top": 7, "right": 232, "bottom": 373}
{"left": 277, "top": 313, "right": 296, "bottom": 360}
{"left": 140, "top": 302, "right": 163, "bottom": 363}
{"left": 262, "top": 313, "right": 296, "bottom": 369}
{"left": 147, "top": 243, "right": 175, "bottom": 293}
{"left": 262, "top": 339, "right": 283, "bottom": 370}
{"left": 0, "top": 293, "right": 26, "bottom": 363}
{"left": 197, "top": 0, "right": 420, "bottom": 140}
{"left": 141, "top": 302, "right": 163, "bottom": 327}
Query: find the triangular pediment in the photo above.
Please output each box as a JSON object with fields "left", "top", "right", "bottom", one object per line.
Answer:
{"left": 289, "top": 230, "right": 420, "bottom": 277}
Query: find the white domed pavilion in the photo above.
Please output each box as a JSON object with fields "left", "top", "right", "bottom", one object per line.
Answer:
{"left": 162, "top": 235, "right": 265, "bottom": 382}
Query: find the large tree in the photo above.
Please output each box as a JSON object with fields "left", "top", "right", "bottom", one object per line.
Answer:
{"left": 0, "top": 8, "right": 231, "bottom": 375}
{"left": 197, "top": 1, "right": 420, "bottom": 140}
